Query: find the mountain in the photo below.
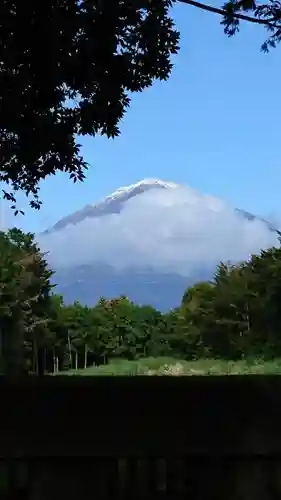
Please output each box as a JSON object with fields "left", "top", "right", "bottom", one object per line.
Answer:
{"left": 43, "top": 179, "right": 179, "bottom": 234}
{"left": 44, "top": 178, "right": 276, "bottom": 235}
{"left": 39, "top": 179, "right": 278, "bottom": 310}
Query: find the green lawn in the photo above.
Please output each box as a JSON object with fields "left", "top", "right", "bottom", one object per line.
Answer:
{"left": 58, "top": 356, "right": 281, "bottom": 376}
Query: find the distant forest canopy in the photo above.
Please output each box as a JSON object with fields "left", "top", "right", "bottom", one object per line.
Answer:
{"left": 1, "top": 228, "right": 281, "bottom": 375}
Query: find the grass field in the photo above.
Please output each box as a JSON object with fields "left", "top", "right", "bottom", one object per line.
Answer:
{"left": 58, "top": 356, "right": 281, "bottom": 376}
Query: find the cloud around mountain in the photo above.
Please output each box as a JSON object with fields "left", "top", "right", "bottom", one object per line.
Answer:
{"left": 38, "top": 184, "right": 279, "bottom": 277}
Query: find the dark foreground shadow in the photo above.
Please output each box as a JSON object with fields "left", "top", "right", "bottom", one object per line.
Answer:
{"left": 1, "top": 375, "right": 281, "bottom": 499}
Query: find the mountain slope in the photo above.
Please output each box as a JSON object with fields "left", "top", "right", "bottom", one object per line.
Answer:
{"left": 39, "top": 179, "right": 278, "bottom": 310}
{"left": 44, "top": 178, "right": 276, "bottom": 234}
{"left": 44, "top": 179, "right": 179, "bottom": 234}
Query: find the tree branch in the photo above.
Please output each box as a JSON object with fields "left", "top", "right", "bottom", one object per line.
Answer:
{"left": 178, "top": 0, "right": 280, "bottom": 29}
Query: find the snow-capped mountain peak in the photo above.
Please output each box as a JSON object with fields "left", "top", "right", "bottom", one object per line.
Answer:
{"left": 95, "top": 178, "right": 179, "bottom": 205}
{"left": 43, "top": 178, "right": 277, "bottom": 235}
{"left": 44, "top": 178, "right": 179, "bottom": 234}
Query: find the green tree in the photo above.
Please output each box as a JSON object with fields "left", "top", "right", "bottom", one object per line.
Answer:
{"left": 0, "top": 229, "right": 53, "bottom": 375}
{"left": 13, "top": 229, "right": 54, "bottom": 375}
{"left": 245, "top": 244, "right": 281, "bottom": 357}
{"left": 44, "top": 294, "right": 65, "bottom": 373}
{"left": 210, "top": 263, "right": 253, "bottom": 358}
{"left": 0, "top": 230, "right": 26, "bottom": 374}
{"left": 179, "top": 281, "right": 217, "bottom": 358}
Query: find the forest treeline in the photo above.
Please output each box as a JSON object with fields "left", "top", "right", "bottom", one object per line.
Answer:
{"left": 1, "top": 228, "right": 281, "bottom": 375}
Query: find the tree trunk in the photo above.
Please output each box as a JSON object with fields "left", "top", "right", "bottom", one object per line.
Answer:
{"left": 75, "top": 351, "right": 78, "bottom": 370}
{"left": 32, "top": 338, "right": 39, "bottom": 375}
{"left": 3, "top": 314, "right": 25, "bottom": 376}
{"left": 56, "top": 356, "right": 59, "bottom": 373}
{"left": 84, "top": 344, "right": 88, "bottom": 369}
{"left": 67, "top": 331, "right": 72, "bottom": 369}
{"left": 37, "top": 347, "right": 45, "bottom": 376}
{"left": 53, "top": 351, "right": 56, "bottom": 374}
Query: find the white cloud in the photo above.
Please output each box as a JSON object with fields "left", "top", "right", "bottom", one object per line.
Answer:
{"left": 37, "top": 186, "right": 279, "bottom": 277}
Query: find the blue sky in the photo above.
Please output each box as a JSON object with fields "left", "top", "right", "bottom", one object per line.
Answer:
{"left": 3, "top": 1, "right": 281, "bottom": 233}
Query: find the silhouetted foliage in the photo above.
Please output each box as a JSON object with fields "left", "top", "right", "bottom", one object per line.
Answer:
{"left": 2, "top": 0, "right": 281, "bottom": 213}
{"left": 221, "top": 0, "right": 281, "bottom": 52}
{"left": 181, "top": 0, "right": 281, "bottom": 53}
{"left": 0, "top": 0, "right": 179, "bottom": 210}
